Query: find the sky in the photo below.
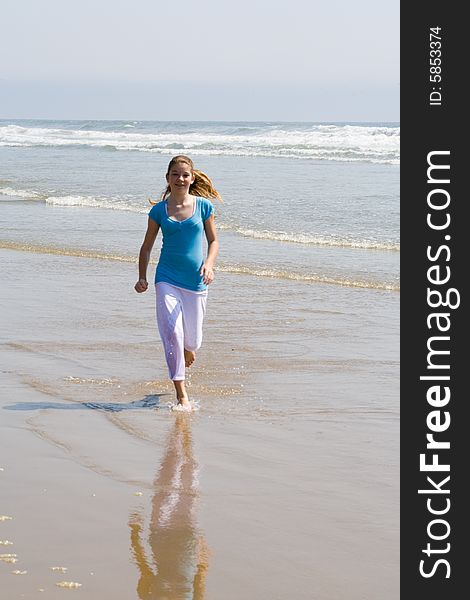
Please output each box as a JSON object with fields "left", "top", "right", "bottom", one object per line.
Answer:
{"left": 0, "top": 0, "right": 399, "bottom": 121}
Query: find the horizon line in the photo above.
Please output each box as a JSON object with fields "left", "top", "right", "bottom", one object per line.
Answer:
{"left": 0, "top": 117, "right": 400, "bottom": 124}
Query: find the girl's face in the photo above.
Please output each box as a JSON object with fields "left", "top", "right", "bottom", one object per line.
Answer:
{"left": 166, "top": 162, "right": 195, "bottom": 193}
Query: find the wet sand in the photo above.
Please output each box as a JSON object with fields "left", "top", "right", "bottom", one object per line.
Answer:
{"left": 1, "top": 248, "right": 399, "bottom": 599}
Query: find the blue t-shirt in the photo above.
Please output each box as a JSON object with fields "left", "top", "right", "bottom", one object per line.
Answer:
{"left": 149, "top": 197, "right": 214, "bottom": 291}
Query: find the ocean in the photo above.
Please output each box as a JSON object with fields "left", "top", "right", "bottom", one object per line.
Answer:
{"left": 0, "top": 119, "right": 399, "bottom": 290}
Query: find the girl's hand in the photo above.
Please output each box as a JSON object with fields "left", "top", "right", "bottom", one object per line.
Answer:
{"left": 134, "top": 279, "right": 148, "bottom": 293}
{"left": 200, "top": 263, "right": 215, "bottom": 285}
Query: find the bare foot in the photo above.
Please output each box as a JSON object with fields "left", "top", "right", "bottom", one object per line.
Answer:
{"left": 184, "top": 349, "right": 196, "bottom": 368}
{"left": 176, "top": 396, "right": 192, "bottom": 411}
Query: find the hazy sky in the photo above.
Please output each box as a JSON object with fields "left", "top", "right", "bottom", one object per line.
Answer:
{"left": 1, "top": 0, "right": 399, "bottom": 121}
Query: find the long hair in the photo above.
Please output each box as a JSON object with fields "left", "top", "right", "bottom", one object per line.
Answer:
{"left": 149, "top": 155, "right": 223, "bottom": 205}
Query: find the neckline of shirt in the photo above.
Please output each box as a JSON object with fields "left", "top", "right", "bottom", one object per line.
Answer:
{"left": 165, "top": 196, "right": 198, "bottom": 223}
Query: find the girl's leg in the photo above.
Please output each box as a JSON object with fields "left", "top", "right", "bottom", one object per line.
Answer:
{"left": 156, "top": 283, "right": 186, "bottom": 390}
{"left": 156, "top": 283, "right": 207, "bottom": 409}
{"left": 173, "top": 379, "right": 190, "bottom": 407}
{"left": 180, "top": 288, "right": 208, "bottom": 367}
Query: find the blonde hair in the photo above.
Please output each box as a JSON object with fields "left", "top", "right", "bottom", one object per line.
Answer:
{"left": 149, "top": 155, "right": 223, "bottom": 205}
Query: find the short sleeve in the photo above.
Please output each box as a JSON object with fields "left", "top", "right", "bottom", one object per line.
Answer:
{"left": 201, "top": 198, "right": 214, "bottom": 221}
{"left": 148, "top": 203, "right": 161, "bottom": 225}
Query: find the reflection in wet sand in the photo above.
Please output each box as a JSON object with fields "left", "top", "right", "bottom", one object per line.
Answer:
{"left": 129, "top": 414, "right": 209, "bottom": 599}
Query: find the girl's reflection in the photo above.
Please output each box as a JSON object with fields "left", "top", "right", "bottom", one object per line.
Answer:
{"left": 129, "top": 414, "right": 209, "bottom": 599}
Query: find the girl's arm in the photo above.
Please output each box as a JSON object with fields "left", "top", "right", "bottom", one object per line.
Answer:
{"left": 200, "top": 215, "right": 219, "bottom": 285}
{"left": 135, "top": 218, "right": 159, "bottom": 293}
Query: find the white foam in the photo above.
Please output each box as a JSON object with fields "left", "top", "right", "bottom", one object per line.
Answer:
{"left": 216, "top": 264, "right": 400, "bottom": 291}
{"left": 169, "top": 401, "right": 200, "bottom": 412}
{"left": 0, "top": 123, "right": 400, "bottom": 164}
{"left": 44, "top": 194, "right": 148, "bottom": 213}
{"left": 218, "top": 225, "right": 399, "bottom": 251}
{"left": 0, "top": 186, "right": 43, "bottom": 199}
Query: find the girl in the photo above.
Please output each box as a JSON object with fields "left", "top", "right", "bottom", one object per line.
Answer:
{"left": 135, "top": 156, "right": 222, "bottom": 411}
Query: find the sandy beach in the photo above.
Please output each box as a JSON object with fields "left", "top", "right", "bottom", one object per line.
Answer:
{"left": 1, "top": 245, "right": 399, "bottom": 599}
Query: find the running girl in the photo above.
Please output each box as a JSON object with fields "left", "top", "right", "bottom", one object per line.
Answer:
{"left": 135, "top": 156, "right": 222, "bottom": 410}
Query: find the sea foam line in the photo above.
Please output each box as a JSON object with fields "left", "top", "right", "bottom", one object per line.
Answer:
{"left": 44, "top": 194, "right": 148, "bottom": 213}
{"left": 0, "top": 240, "right": 399, "bottom": 291}
{"left": 1, "top": 186, "right": 148, "bottom": 212}
{"left": 0, "top": 186, "right": 46, "bottom": 199}
{"left": 0, "top": 240, "right": 134, "bottom": 263}
{"left": 218, "top": 225, "right": 399, "bottom": 251}
{"left": 217, "top": 264, "right": 399, "bottom": 291}
{"left": 0, "top": 123, "right": 400, "bottom": 164}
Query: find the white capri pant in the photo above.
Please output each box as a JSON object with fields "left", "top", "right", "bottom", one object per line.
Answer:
{"left": 156, "top": 282, "right": 208, "bottom": 381}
